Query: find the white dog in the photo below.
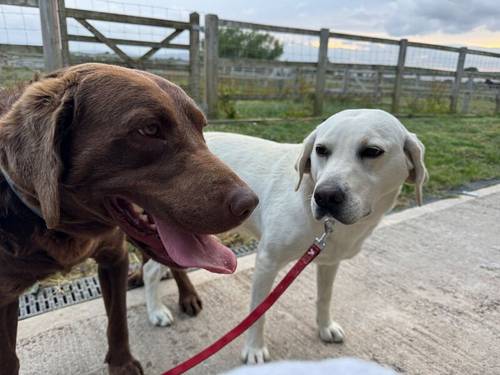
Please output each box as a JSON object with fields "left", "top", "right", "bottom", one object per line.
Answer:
{"left": 142, "top": 109, "right": 427, "bottom": 364}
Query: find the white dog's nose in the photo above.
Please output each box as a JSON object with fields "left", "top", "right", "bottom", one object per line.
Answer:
{"left": 314, "top": 186, "right": 346, "bottom": 209}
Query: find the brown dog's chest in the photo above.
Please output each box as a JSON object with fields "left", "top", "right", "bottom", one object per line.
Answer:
{"left": 36, "top": 232, "right": 101, "bottom": 269}
{"left": 0, "top": 248, "right": 63, "bottom": 300}
{"left": 0, "top": 233, "right": 101, "bottom": 302}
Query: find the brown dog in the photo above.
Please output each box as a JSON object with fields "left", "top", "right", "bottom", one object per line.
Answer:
{"left": 0, "top": 63, "right": 258, "bottom": 375}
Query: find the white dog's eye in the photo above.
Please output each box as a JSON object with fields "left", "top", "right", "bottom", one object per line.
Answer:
{"left": 315, "top": 144, "right": 329, "bottom": 156}
{"left": 360, "top": 146, "right": 384, "bottom": 159}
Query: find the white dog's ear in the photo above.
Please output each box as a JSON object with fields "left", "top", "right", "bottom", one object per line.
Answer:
{"left": 294, "top": 130, "right": 317, "bottom": 191}
{"left": 404, "top": 132, "right": 428, "bottom": 206}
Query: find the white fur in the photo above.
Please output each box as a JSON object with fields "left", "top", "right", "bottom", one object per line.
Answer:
{"left": 144, "top": 109, "right": 427, "bottom": 363}
{"left": 224, "top": 358, "right": 396, "bottom": 375}
{"left": 143, "top": 259, "right": 174, "bottom": 327}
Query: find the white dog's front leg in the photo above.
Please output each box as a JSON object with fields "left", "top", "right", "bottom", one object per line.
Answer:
{"left": 242, "top": 253, "right": 281, "bottom": 365}
{"left": 316, "top": 263, "right": 345, "bottom": 343}
{"left": 143, "top": 259, "right": 174, "bottom": 327}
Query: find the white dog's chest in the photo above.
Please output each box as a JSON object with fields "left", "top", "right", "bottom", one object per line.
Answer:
{"left": 314, "top": 227, "right": 372, "bottom": 264}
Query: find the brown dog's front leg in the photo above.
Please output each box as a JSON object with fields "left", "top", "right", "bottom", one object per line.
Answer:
{"left": 171, "top": 269, "right": 203, "bottom": 316}
{"left": 95, "top": 250, "right": 143, "bottom": 375}
{"left": 0, "top": 299, "right": 20, "bottom": 375}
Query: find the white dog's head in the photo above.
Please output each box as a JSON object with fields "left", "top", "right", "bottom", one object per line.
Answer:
{"left": 295, "top": 109, "right": 428, "bottom": 224}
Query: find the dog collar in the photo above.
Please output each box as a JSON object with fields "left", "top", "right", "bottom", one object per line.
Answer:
{"left": 0, "top": 166, "right": 43, "bottom": 218}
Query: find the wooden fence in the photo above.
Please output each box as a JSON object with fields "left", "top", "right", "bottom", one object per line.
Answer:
{"left": 210, "top": 16, "right": 500, "bottom": 117}
{"left": 1, "top": 0, "right": 500, "bottom": 118}
{"left": 0, "top": 0, "right": 201, "bottom": 103}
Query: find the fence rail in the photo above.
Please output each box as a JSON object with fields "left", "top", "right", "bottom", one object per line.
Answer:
{"left": 2, "top": 0, "right": 38, "bottom": 7}
{"left": 1, "top": 0, "right": 500, "bottom": 117}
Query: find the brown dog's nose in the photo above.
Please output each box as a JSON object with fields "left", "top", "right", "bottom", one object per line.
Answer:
{"left": 228, "top": 187, "right": 259, "bottom": 219}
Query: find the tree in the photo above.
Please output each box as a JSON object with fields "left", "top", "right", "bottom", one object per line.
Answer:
{"left": 218, "top": 28, "right": 284, "bottom": 60}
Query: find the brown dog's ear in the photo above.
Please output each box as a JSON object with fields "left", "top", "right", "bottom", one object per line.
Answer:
{"left": 294, "top": 129, "right": 317, "bottom": 191}
{"left": 0, "top": 74, "right": 77, "bottom": 228}
{"left": 404, "top": 132, "right": 428, "bottom": 206}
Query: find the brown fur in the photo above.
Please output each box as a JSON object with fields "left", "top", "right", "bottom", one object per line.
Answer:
{"left": 0, "top": 63, "right": 255, "bottom": 374}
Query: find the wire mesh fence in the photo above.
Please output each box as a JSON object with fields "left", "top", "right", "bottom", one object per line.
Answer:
{"left": 324, "top": 38, "right": 400, "bottom": 112}
{"left": 65, "top": 0, "right": 191, "bottom": 61}
{"left": 456, "top": 51, "right": 500, "bottom": 114}
{"left": 405, "top": 46, "right": 458, "bottom": 71}
{"left": 0, "top": 4, "right": 41, "bottom": 46}
{"left": 1, "top": 0, "right": 500, "bottom": 118}
{"left": 328, "top": 39, "right": 399, "bottom": 66}
{"left": 0, "top": 4, "right": 43, "bottom": 73}
{"left": 0, "top": 0, "right": 197, "bottom": 91}
{"left": 216, "top": 25, "right": 319, "bottom": 104}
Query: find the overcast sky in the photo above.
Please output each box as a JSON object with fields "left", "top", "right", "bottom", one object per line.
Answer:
{"left": 2, "top": 0, "right": 498, "bottom": 49}
{"left": 1, "top": 0, "right": 499, "bottom": 71}
{"left": 121, "top": 0, "right": 500, "bottom": 49}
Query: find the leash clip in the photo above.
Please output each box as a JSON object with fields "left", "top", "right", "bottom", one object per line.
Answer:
{"left": 314, "top": 218, "right": 334, "bottom": 250}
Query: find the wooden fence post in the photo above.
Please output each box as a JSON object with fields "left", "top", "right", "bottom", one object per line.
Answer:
{"left": 39, "top": 0, "right": 63, "bottom": 70}
{"left": 189, "top": 12, "right": 201, "bottom": 104}
{"left": 57, "top": 0, "right": 70, "bottom": 65}
{"left": 314, "top": 28, "right": 329, "bottom": 116}
{"left": 372, "top": 69, "right": 383, "bottom": 104}
{"left": 462, "top": 74, "right": 473, "bottom": 114}
{"left": 496, "top": 90, "right": 500, "bottom": 115}
{"left": 204, "top": 14, "right": 219, "bottom": 119}
{"left": 392, "top": 38, "right": 407, "bottom": 114}
{"left": 342, "top": 68, "right": 349, "bottom": 95}
{"left": 451, "top": 47, "right": 467, "bottom": 113}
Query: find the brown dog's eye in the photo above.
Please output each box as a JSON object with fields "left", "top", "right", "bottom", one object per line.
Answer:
{"left": 315, "top": 144, "right": 329, "bottom": 157}
{"left": 360, "top": 146, "right": 384, "bottom": 159}
{"left": 138, "top": 124, "right": 160, "bottom": 137}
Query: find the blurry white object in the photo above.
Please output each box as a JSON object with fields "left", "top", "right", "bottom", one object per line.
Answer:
{"left": 223, "top": 357, "right": 396, "bottom": 375}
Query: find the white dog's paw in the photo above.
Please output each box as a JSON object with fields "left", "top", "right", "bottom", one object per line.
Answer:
{"left": 148, "top": 304, "right": 174, "bottom": 327}
{"left": 241, "top": 345, "right": 270, "bottom": 364}
{"left": 319, "top": 321, "right": 345, "bottom": 343}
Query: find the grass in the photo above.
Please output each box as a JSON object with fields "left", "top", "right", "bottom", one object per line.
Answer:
{"left": 0, "top": 66, "right": 39, "bottom": 87}
{"left": 219, "top": 97, "right": 394, "bottom": 119}
{"left": 208, "top": 115, "right": 500, "bottom": 205}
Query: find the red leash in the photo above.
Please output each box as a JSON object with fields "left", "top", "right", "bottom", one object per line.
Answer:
{"left": 162, "top": 220, "right": 334, "bottom": 375}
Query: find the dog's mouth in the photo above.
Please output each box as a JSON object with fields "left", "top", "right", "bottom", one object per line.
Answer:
{"left": 312, "top": 203, "right": 371, "bottom": 225}
{"left": 105, "top": 197, "right": 237, "bottom": 274}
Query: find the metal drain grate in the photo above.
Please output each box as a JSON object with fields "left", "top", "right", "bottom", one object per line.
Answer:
{"left": 231, "top": 239, "right": 258, "bottom": 257}
{"left": 19, "top": 276, "right": 102, "bottom": 320}
{"left": 18, "top": 241, "right": 258, "bottom": 320}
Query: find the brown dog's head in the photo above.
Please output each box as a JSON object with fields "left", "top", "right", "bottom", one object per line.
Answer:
{"left": 0, "top": 63, "right": 258, "bottom": 273}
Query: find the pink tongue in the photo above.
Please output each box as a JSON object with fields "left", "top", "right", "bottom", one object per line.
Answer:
{"left": 153, "top": 215, "right": 237, "bottom": 274}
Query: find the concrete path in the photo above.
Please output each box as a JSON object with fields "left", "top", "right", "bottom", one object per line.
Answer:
{"left": 17, "top": 185, "right": 500, "bottom": 375}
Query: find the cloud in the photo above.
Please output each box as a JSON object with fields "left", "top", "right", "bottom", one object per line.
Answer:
{"left": 310, "top": 39, "right": 367, "bottom": 51}
{"left": 2, "top": 0, "right": 500, "bottom": 53}
{"left": 383, "top": 0, "right": 500, "bottom": 36}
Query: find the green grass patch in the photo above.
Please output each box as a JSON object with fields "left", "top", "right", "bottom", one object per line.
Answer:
{"left": 220, "top": 96, "right": 395, "bottom": 120}
{"left": 233, "top": 100, "right": 312, "bottom": 119}
{"left": 208, "top": 115, "right": 500, "bottom": 206}
{"left": 0, "top": 66, "right": 38, "bottom": 87}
